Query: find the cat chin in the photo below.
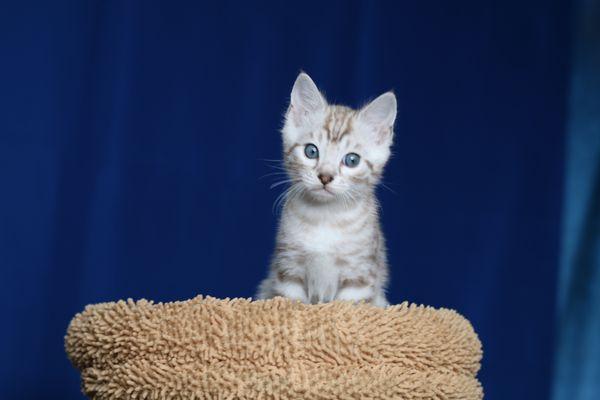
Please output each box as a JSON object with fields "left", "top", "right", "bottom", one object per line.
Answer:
{"left": 306, "top": 187, "right": 338, "bottom": 202}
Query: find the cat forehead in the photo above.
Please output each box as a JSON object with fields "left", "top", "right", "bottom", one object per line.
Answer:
{"left": 317, "top": 105, "right": 358, "bottom": 144}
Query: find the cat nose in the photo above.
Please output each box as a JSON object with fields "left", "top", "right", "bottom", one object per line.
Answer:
{"left": 318, "top": 174, "right": 334, "bottom": 185}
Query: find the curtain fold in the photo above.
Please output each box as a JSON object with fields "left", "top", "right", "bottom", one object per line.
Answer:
{"left": 554, "top": 1, "right": 600, "bottom": 399}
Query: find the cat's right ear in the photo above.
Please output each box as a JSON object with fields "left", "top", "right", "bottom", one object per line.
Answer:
{"left": 287, "top": 72, "right": 326, "bottom": 126}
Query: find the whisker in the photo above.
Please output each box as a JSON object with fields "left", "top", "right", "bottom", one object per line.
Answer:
{"left": 272, "top": 182, "right": 302, "bottom": 215}
{"left": 380, "top": 182, "right": 397, "bottom": 195}
{"left": 265, "top": 165, "right": 288, "bottom": 172}
{"left": 272, "top": 187, "right": 290, "bottom": 214}
{"left": 288, "top": 184, "right": 304, "bottom": 205}
{"left": 270, "top": 179, "right": 295, "bottom": 189}
{"left": 347, "top": 189, "right": 356, "bottom": 206}
{"left": 258, "top": 171, "right": 288, "bottom": 180}
{"left": 285, "top": 185, "right": 302, "bottom": 212}
{"left": 342, "top": 192, "right": 350, "bottom": 210}
{"left": 259, "top": 158, "right": 284, "bottom": 163}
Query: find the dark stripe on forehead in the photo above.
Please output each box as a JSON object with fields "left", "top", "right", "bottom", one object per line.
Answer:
{"left": 334, "top": 109, "right": 346, "bottom": 137}
{"left": 335, "top": 116, "right": 353, "bottom": 143}
{"left": 330, "top": 107, "right": 356, "bottom": 143}
{"left": 324, "top": 110, "right": 333, "bottom": 141}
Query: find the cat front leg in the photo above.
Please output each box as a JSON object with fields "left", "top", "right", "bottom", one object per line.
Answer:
{"left": 335, "top": 273, "right": 388, "bottom": 306}
{"left": 336, "top": 286, "right": 389, "bottom": 307}
{"left": 372, "top": 293, "right": 389, "bottom": 307}
{"left": 336, "top": 284, "right": 375, "bottom": 303}
{"left": 305, "top": 257, "right": 339, "bottom": 304}
{"left": 273, "top": 278, "right": 308, "bottom": 303}
{"left": 257, "top": 269, "right": 309, "bottom": 304}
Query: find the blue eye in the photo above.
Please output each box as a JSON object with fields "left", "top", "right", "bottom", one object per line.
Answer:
{"left": 343, "top": 153, "right": 361, "bottom": 168}
{"left": 304, "top": 143, "right": 319, "bottom": 159}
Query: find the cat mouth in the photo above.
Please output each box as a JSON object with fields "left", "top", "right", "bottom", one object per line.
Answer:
{"left": 312, "top": 187, "right": 335, "bottom": 196}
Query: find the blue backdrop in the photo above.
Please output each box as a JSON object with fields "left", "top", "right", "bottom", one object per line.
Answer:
{"left": 0, "top": 1, "right": 573, "bottom": 399}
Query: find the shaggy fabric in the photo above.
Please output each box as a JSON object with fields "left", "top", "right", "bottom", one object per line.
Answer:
{"left": 65, "top": 296, "right": 483, "bottom": 399}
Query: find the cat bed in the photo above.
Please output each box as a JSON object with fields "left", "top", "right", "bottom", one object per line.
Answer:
{"left": 65, "top": 296, "right": 483, "bottom": 400}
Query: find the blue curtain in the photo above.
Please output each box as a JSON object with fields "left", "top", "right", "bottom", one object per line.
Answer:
{"left": 553, "top": 1, "right": 600, "bottom": 399}
{"left": 0, "top": 1, "right": 574, "bottom": 399}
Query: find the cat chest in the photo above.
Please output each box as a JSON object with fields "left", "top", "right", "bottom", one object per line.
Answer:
{"left": 284, "top": 222, "right": 366, "bottom": 254}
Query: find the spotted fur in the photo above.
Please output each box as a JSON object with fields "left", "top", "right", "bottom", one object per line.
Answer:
{"left": 257, "top": 73, "right": 397, "bottom": 307}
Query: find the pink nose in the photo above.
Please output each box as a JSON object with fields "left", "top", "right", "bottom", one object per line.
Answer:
{"left": 318, "top": 174, "right": 334, "bottom": 185}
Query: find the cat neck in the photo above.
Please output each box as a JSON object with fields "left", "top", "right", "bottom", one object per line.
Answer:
{"left": 287, "top": 189, "right": 376, "bottom": 215}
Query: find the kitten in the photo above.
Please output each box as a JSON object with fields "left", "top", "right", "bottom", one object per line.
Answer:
{"left": 257, "top": 72, "right": 396, "bottom": 307}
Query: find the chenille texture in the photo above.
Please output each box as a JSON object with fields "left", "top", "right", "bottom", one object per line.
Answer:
{"left": 65, "top": 296, "right": 483, "bottom": 400}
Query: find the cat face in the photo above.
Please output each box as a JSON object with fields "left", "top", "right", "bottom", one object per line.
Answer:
{"left": 281, "top": 73, "right": 397, "bottom": 203}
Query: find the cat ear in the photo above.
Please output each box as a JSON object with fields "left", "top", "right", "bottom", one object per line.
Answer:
{"left": 288, "top": 72, "right": 326, "bottom": 126}
{"left": 358, "top": 92, "right": 397, "bottom": 145}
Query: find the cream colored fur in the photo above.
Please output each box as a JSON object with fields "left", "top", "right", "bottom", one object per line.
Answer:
{"left": 258, "top": 73, "right": 397, "bottom": 306}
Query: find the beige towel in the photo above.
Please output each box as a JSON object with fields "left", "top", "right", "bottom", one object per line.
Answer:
{"left": 65, "top": 296, "right": 483, "bottom": 399}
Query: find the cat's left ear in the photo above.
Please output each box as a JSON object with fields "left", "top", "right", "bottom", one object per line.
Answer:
{"left": 358, "top": 92, "right": 397, "bottom": 145}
